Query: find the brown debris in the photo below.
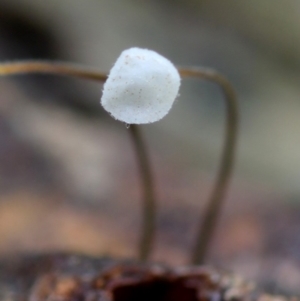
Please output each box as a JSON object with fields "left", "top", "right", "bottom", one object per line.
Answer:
{"left": 0, "top": 253, "right": 295, "bottom": 301}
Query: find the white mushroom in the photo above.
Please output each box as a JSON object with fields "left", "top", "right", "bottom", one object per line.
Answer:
{"left": 101, "top": 47, "right": 181, "bottom": 124}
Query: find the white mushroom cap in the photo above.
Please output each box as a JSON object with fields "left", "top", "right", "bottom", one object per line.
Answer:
{"left": 101, "top": 47, "right": 181, "bottom": 124}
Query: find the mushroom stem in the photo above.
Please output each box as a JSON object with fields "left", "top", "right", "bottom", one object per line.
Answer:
{"left": 179, "top": 67, "right": 238, "bottom": 265}
{"left": 129, "top": 125, "right": 156, "bottom": 261}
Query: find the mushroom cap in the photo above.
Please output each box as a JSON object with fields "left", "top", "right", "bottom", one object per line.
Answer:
{"left": 101, "top": 47, "right": 181, "bottom": 124}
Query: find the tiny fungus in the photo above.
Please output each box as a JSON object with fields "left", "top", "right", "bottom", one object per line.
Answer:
{"left": 101, "top": 47, "right": 181, "bottom": 124}
{"left": 0, "top": 48, "right": 238, "bottom": 265}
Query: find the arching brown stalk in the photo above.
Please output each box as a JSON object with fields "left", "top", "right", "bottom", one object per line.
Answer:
{"left": 0, "top": 60, "right": 155, "bottom": 262}
{"left": 0, "top": 61, "right": 107, "bottom": 82}
{"left": 0, "top": 61, "right": 238, "bottom": 265}
{"left": 179, "top": 67, "right": 238, "bottom": 265}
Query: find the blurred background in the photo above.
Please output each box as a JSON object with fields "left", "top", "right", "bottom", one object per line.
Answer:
{"left": 0, "top": 0, "right": 299, "bottom": 295}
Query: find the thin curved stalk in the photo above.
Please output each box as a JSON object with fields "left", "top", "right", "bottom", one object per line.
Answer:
{"left": 178, "top": 67, "right": 238, "bottom": 265}
{"left": 0, "top": 60, "right": 156, "bottom": 261}
{"left": 0, "top": 60, "right": 107, "bottom": 82}
{"left": 129, "top": 125, "right": 156, "bottom": 261}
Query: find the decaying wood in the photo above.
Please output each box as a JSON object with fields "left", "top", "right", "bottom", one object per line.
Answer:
{"left": 0, "top": 253, "right": 297, "bottom": 301}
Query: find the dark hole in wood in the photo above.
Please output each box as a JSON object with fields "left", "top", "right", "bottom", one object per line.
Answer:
{"left": 112, "top": 278, "right": 198, "bottom": 301}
